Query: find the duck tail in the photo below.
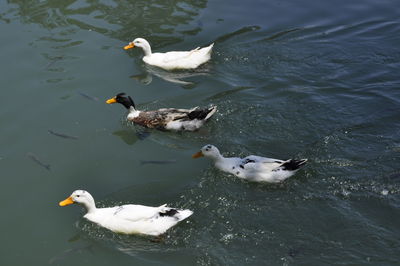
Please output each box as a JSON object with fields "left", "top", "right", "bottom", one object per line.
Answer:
{"left": 159, "top": 208, "right": 193, "bottom": 221}
{"left": 188, "top": 106, "right": 217, "bottom": 120}
{"left": 176, "top": 209, "right": 193, "bottom": 221}
{"left": 159, "top": 208, "right": 178, "bottom": 217}
{"left": 204, "top": 43, "right": 214, "bottom": 55}
{"left": 196, "top": 43, "right": 213, "bottom": 56}
{"left": 281, "top": 159, "right": 307, "bottom": 171}
{"left": 204, "top": 105, "right": 217, "bottom": 120}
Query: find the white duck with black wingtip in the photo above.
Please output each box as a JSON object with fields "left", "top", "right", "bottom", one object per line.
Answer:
{"left": 192, "top": 144, "right": 307, "bottom": 183}
{"left": 59, "top": 190, "right": 193, "bottom": 236}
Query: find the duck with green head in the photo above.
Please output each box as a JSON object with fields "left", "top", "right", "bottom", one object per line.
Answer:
{"left": 106, "top": 93, "right": 217, "bottom": 131}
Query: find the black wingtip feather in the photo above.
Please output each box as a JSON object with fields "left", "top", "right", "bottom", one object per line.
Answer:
{"left": 281, "top": 159, "right": 307, "bottom": 171}
{"left": 159, "top": 209, "right": 178, "bottom": 217}
{"left": 187, "top": 107, "right": 215, "bottom": 120}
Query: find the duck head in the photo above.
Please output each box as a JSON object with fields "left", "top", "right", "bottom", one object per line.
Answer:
{"left": 124, "top": 38, "right": 152, "bottom": 56}
{"left": 59, "top": 190, "right": 96, "bottom": 213}
{"left": 192, "top": 144, "right": 221, "bottom": 160}
{"left": 106, "top": 93, "right": 136, "bottom": 109}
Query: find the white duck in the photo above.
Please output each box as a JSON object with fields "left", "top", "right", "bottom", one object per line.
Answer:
{"left": 192, "top": 145, "right": 307, "bottom": 183}
{"left": 59, "top": 190, "right": 193, "bottom": 236}
{"left": 124, "top": 38, "right": 214, "bottom": 70}
{"left": 106, "top": 93, "right": 217, "bottom": 131}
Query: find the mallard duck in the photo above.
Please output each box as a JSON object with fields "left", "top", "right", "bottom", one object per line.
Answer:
{"left": 124, "top": 38, "right": 214, "bottom": 70}
{"left": 106, "top": 93, "right": 217, "bottom": 131}
{"left": 59, "top": 190, "right": 193, "bottom": 236}
{"left": 192, "top": 145, "right": 307, "bottom": 183}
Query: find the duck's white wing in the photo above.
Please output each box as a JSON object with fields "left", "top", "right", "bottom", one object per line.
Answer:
{"left": 161, "top": 50, "right": 196, "bottom": 64}
{"left": 240, "top": 156, "right": 284, "bottom": 171}
{"left": 245, "top": 155, "right": 284, "bottom": 163}
{"left": 144, "top": 44, "right": 213, "bottom": 70}
{"left": 111, "top": 204, "right": 165, "bottom": 222}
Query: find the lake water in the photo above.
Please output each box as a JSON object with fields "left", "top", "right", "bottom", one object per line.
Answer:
{"left": 1, "top": 0, "right": 400, "bottom": 265}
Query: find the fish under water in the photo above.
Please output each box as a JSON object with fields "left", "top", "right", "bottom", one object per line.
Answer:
{"left": 77, "top": 91, "right": 99, "bottom": 101}
{"left": 288, "top": 247, "right": 304, "bottom": 258}
{"left": 45, "top": 56, "right": 64, "bottom": 70}
{"left": 48, "top": 129, "right": 79, "bottom": 140}
{"left": 48, "top": 245, "right": 93, "bottom": 264}
{"left": 26, "top": 152, "right": 51, "bottom": 171}
{"left": 387, "top": 172, "right": 400, "bottom": 180}
{"left": 139, "top": 159, "right": 177, "bottom": 165}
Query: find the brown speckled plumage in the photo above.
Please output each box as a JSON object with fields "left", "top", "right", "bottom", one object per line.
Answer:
{"left": 107, "top": 93, "right": 217, "bottom": 131}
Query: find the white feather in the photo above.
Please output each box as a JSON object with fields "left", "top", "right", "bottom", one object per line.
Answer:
{"left": 194, "top": 145, "right": 307, "bottom": 183}
{"left": 128, "top": 38, "right": 214, "bottom": 70}
{"left": 60, "top": 190, "right": 193, "bottom": 236}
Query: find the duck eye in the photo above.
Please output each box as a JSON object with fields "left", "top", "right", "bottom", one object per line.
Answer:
{"left": 76, "top": 195, "right": 80, "bottom": 197}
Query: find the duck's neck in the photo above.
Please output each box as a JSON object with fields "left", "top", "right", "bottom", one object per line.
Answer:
{"left": 82, "top": 198, "right": 97, "bottom": 214}
{"left": 210, "top": 152, "right": 225, "bottom": 164}
{"left": 212, "top": 153, "right": 235, "bottom": 173}
{"left": 127, "top": 106, "right": 140, "bottom": 120}
{"left": 127, "top": 106, "right": 140, "bottom": 115}
{"left": 120, "top": 101, "right": 135, "bottom": 110}
{"left": 141, "top": 43, "right": 152, "bottom": 57}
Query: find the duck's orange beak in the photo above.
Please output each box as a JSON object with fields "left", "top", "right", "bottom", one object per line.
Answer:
{"left": 106, "top": 97, "right": 117, "bottom": 104}
{"left": 124, "top": 43, "right": 135, "bottom": 50}
{"left": 59, "top": 196, "right": 74, "bottom": 207}
{"left": 192, "top": 151, "right": 204, "bottom": 158}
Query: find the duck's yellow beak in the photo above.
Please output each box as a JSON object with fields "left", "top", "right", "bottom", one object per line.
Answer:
{"left": 124, "top": 43, "right": 135, "bottom": 50}
{"left": 106, "top": 97, "right": 117, "bottom": 104}
{"left": 59, "top": 196, "right": 74, "bottom": 207}
{"left": 192, "top": 151, "right": 204, "bottom": 158}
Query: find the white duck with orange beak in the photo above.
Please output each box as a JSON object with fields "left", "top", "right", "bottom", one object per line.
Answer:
{"left": 59, "top": 190, "right": 193, "bottom": 236}
{"left": 192, "top": 145, "right": 307, "bottom": 183}
{"left": 124, "top": 38, "right": 214, "bottom": 70}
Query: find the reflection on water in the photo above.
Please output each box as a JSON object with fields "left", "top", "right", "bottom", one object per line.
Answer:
{"left": 78, "top": 218, "right": 170, "bottom": 254}
{"left": 131, "top": 64, "right": 212, "bottom": 88}
{"left": 6, "top": 0, "right": 210, "bottom": 87}
{"left": 112, "top": 129, "right": 139, "bottom": 145}
{"left": 2, "top": 0, "right": 400, "bottom": 265}
{"left": 49, "top": 244, "right": 93, "bottom": 265}
{"left": 8, "top": 0, "right": 208, "bottom": 44}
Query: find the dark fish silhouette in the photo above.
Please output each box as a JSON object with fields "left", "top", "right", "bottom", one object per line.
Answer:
{"left": 140, "top": 160, "right": 177, "bottom": 165}
{"left": 77, "top": 91, "right": 99, "bottom": 101}
{"left": 388, "top": 172, "right": 400, "bottom": 180}
{"left": 288, "top": 247, "right": 303, "bottom": 258}
{"left": 48, "top": 129, "right": 79, "bottom": 140}
{"left": 112, "top": 129, "right": 138, "bottom": 145}
{"left": 45, "top": 56, "right": 63, "bottom": 69}
{"left": 26, "top": 152, "right": 51, "bottom": 171}
{"left": 67, "top": 233, "right": 81, "bottom": 243}
{"left": 49, "top": 245, "right": 92, "bottom": 264}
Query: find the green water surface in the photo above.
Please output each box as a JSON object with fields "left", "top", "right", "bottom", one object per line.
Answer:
{"left": 1, "top": 0, "right": 400, "bottom": 265}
